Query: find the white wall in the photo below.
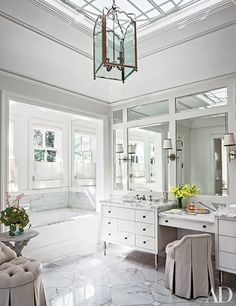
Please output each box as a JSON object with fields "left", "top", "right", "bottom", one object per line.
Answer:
{"left": 0, "top": 0, "right": 111, "bottom": 103}
{"left": 110, "top": 6, "right": 236, "bottom": 103}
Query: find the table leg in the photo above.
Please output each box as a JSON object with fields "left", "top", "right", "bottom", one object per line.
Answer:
{"left": 155, "top": 254, "right": 158, "bottom": 270}
{"left": 219, "top": 270, "right": 223, "bottom": 286}
{"left": 3, "top": 241, "right": 15, "bottom": 253}
{"left": 103, "top": 241, "right": 107, "bottom": 256}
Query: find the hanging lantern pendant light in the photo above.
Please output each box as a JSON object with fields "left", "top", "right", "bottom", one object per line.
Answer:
{"left": 93, "top": 0, "right": 137, "bottom": 83}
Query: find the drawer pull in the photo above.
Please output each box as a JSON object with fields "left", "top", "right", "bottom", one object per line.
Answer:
{"left": 165, "top": 220, "right": 168, "bottom": 223}
{"left": 202, "top": 225, "right": 206, "bottom": 229}
{"left": 108, "top": 233, "right": 111, "bottom": 236}
{"left": 143, "top": 228, "right": 146, "bottom": 231}
{"left": 108, "top": 222, "right": 111, "bottom": 224}
{"left": 143, "top": 241, "right": 147, "bottom": 244}
{"left": 124, "top": 237, "right": 128, "bottom": 240}
{"left": 143, "top": 216, "right": 146, "bottom": 219}
{"left": 108, "top": 210, "right": 111, "bottom": 213}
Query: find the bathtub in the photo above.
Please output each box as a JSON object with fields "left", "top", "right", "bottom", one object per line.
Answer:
{"left": 23, "top": 208, "right": 100, "bottom": 262}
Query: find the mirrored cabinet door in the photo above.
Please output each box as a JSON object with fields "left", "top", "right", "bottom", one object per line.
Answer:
{"left": 176, "top": 113, "right": 227, "bottom": 196}
{"left": 113, "top": 129, "right": 124, "bottom": 190}
{"left": 128, "top": 123, "right": 169, "bottom": 192}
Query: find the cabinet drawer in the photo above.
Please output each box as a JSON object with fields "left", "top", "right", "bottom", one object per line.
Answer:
{"left": 136, "top": 235, "right": 155, "bottom": 251}
{"left": 103, "top": 206, "right": 118, "bottom": 218}
{"left": 136, "top": 210, "right": 155, "bottom": 224}
{"left": 219, "top": 220, "right": 236, "bottom": 237}
{"left": 135, "top": 222, "right": 155, "bottom": 237}
{"left": 118, "top": 207, "right": 135, "bottom": 221}
{"left": 219, "top": 235, "right": 236, "bottom": 254}
{"left": 219, "top": 251, "right": 236, "bottom": 271}
{"left": 118, "top": 231, "right": 135, "bottom": 246}
{"left": 159, "top": 216, "right": 215, "bottom": 233}
{"left": 102, "top": 230, "right": 118, "bottom": 243}
{"left": 118, "top": 220, "right": 136, "bottom": 233}
{"left": 103, "top": 217, "right": 118, "bottom": 230}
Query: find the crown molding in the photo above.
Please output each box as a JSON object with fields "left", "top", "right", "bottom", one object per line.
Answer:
{"left": 139, "top": 20, "right": 236, "bottom": 59}
{"left": 26, "top": 0, "right": 92, "bottom": 37}
{"left": 0, "top": 10, "right": 92, "bottom": 61}
{"left": 138, "top": 0, "right": 234, "bottom": 42}
{"left": 27, "top": 0, "right": 234, "bottom": 44}
{"left": 0, "top": 69, "right": 110, "bottom": 105}
{"left": 0, "top": 10, "right": 92, "bottom": 60}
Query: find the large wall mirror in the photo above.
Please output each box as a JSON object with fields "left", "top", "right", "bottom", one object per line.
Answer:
{"left": 176, "top": 113, "right": 227, "bottom": 196}
{"left": 113, "top": 129, "right": 124, "bottom": 190}
{"left": 128, "top": 123, "right": 169, "bottom": 191}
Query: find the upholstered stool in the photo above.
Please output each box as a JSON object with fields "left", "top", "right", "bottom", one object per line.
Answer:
{"left": 0, "top": 241, "right": 46, "bottom": 306}
{"left": 165, "top": 234, "right": 214, "bottom": 299}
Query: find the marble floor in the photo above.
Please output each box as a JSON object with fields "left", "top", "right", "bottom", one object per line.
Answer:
{"left": 43, "top": 244, "right": 236, "bottom": 306}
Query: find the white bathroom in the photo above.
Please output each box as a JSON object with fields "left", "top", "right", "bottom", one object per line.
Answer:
{"left": 1, "top": 0, "right": 236, "bottom": 306}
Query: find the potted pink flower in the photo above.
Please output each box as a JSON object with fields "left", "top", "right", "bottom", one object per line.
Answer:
{"left": 0, "top": 192, "right": 30, "bottom": 236}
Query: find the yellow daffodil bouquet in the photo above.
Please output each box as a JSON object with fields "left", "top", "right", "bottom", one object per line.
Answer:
{"left": 171, "top": 184, "right": 200, "bottom": 209}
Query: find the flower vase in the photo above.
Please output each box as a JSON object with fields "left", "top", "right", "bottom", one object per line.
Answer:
{"left": 177, "top": 198, "right": 183, "bottom": 209}
{"left": 9, "top": 225, "right": 24, "bottom": 236}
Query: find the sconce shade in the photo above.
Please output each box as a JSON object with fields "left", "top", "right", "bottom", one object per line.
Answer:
{"left": 116, "top": 144, "right": 124, "bottom": 153}
{"left": 177, "top": 139, "right": 183, "bottom": 151}
{"left": 163, "top": 138, "right": 173, "bottom": 150}
{"left": 224, "top": 133, "right": 235, "bottom": 146}
{"left": 128, "top": 144, "right": 136, "bottom": 154}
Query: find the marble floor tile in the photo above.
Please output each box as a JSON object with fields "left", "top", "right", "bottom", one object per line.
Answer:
{"left": 109, "top": 268, "right": 146, "bottom": 285}
{"left": 112, "top": 284, "right": 154, "bottom": 305}
{"left": 42, "top": 244, "right": 236, "bottom": 306}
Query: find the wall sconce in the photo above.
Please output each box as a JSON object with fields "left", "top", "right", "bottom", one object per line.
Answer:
{"left": 163, "top": 138, "right": 176, "bottom": 161}
{"left": 223, "top": 133, "right": 236, "bottom": 160}
{"left": 116, "top": 144, "right": 136, "bottom": 163}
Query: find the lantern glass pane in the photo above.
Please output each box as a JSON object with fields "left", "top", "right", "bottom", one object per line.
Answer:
{"left": 124, "top": 20, "right": 136, "bottom": 67}
{"left": 94, "top": 16, "right": 103, "bottom": 74}
{"left": 106, "top": 15, "right": 123, "bottom": 65}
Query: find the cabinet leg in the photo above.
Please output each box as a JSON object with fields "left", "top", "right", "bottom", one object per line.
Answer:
{"left": 103, "top": 241, "right": 107, "bottom": 256}
{"left": 155, "top": 254, "right": 158, "bottom": 270}
{"left": 219, "top": 270, "right": 223, "bottom": 286}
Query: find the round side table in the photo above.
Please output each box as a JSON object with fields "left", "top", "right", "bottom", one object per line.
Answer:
{"left": 0, "top": 229, "right": 39, "bottom": 256}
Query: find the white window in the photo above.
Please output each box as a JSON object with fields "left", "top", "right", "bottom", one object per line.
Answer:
{"left": 73, "top": 131, "right": 96, "bottom": 187}
{"left": 31, "top": 124, "right": 64, "bottom": 189}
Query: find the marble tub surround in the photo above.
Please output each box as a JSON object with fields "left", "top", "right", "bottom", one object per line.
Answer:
{"left": 29, "top": 208, "right": 98, "bottom": 228}
{"left": 11, "top": 191, "right": 69, "bottom": 212}
{"left": 69, "top": 191, "right": 96, "bottom": 211}
{"left": 43, "top": 244, "right": 236, "bottom": 306}
{"left": 8, "top": 190, "right": 96, "bottom": 213}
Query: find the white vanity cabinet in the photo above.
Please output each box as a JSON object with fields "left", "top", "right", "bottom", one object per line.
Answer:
{"left": 101, "top": 202, "right": 171, "bottom": 268}
{"left": 216, "top": 216, "right": 236, "bottom": 279}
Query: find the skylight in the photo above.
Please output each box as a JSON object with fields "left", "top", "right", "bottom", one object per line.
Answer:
{"left": 59, "top": 0, "right": 201, "bottom": 26}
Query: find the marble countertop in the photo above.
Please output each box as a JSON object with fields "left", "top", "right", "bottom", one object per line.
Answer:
{"left": 159, "top": 210, "right": 216, "bottom": 223}
{"left": 100, "top": 199, "right": 175, "bottom": 211}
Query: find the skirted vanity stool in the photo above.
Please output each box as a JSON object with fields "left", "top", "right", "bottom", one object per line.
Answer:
{"left": 165, "top": 234, "right": 215, "bottom": 299}
{"left": 0, "top": 241, "right": 46, "bottom": 306}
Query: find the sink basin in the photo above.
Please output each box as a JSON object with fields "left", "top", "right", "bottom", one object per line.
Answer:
{"left": 122, "top": 199, "right": 138, "bottom": 203}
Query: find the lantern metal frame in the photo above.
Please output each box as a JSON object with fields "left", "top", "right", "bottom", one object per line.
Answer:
{"left": 93, "top": 0, "right": 138, "bottom": 83}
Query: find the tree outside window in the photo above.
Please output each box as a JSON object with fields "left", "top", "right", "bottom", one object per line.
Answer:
{"left": 33, "top": 128, "right": 57, "bottom": 162}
